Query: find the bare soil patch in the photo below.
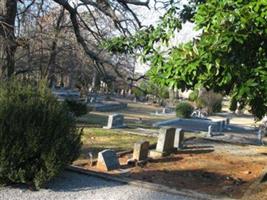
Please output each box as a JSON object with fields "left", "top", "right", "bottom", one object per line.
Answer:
{"left": 76, "top": 139, "right": 267, "bottom": 199}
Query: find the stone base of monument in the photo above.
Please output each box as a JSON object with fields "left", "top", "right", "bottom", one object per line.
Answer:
{"left": 149, "top": 150, "right": 170, "bottom": 158}
{"left": 103, "top": 124, "right": 126, "bottom": 129}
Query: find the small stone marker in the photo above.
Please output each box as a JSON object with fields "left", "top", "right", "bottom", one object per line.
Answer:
{"left": 96, "top": 149, "right": 120, "bottom": 171}
{"left": 174, "top": 128, "right": 184, "bottom": 149}
{"left": 207, "top": 125, "right": 213, "bottom": 137}
{"left": 150, "top": 127, "right": 176, "bottom": 158}
{"left": 103, "top": 114, "right": 125, "bottom": 129}
{"left": 133, "top": 141, "right": 150, "bottom": 161}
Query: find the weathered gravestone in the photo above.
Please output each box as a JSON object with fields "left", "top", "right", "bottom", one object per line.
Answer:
{"left": 133, "top": 141, "right": 150, "bottom": 161}
{"left": 174, "top": 128, "right": 184, "bottom": 149}
{"left": 150, "top": 127, "right": 176, "bottom": 158}
{"left": 207, "top": 125, "right": 213, "bottom": 137}
{"left": 103, "top": 114, "right": 125, "bottom": 129}
{"left": 96, "top": 149, "right": 120, "bottom": 171}
{"left": 226, "top": 118, "right": 230, "bottom": 125}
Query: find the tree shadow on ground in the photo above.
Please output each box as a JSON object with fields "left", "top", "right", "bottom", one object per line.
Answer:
{"left": 129, "top": 168, "right": 249, "bottom": 199}
{"left": 175, "top": 145, "right": 215, "bottom": 154}
{"left": 46, "top": 170, "right": 124, "bottom": 192}
{"left": 149, "top": 156, "right": 183, "bottom": 163}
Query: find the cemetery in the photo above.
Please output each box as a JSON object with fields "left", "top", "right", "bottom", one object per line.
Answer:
{"left": 1, "top": 1, "right": 267, "bottom": 200}
{"left": 71, "top": 99, "right": 267, "bottom": 199}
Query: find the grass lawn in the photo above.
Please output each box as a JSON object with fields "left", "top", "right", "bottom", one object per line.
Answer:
{"left": 79, "top": 127, "right": 157, "bottom": 159}
{"left": 76, "top": 102, "right": 176, "bottom": 129}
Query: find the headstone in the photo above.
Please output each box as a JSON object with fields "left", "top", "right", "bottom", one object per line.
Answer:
{"left": 96, "top": 149, "right": 120, "bottom": 171}
{"left": 103, "top": 114, "right": 125, "bottom": 129}
{"left": 257, "top": 130, "right": 264, "bottom": 145}
{"left": 207, "top": 125, "right": 213, "bottom": 137}
{"left": 174, "top": 128, "right": 184, "bottom": 149}
{"left": 133, "top": 141, "right": 150, "bottom": 161}
{"left": 219, "top": 121, "right": 224, "bottom": 132}
{"left": 150, "top": 127, "right": 176, "bottom": 158}
{"left": 226, "top": 118, "right": 230, "bottom": 125}
{"left": 221, "top": 120, "right": 226, "bottom": 129}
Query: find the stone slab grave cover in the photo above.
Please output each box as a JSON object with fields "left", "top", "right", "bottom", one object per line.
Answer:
{"left": 150, "top": 127, "right": 176, "bottom": 158}
{"left": 133, "top": 141, "right": 150, "bottom": 161}
{"left": 174, "top": 128, "right": 184, "bottom": 149}
{"left": 103, "top": 113, "right": 125, "bottom": 129}
{"left": 96, "top": 149, "right": 120, "bottom": 171}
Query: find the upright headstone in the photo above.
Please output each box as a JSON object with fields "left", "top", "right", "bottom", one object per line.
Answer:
{"left": 219, "top": 121, "right": 224, "bottom": 133}
{"left": 103, "top": 114, "right": 125, "bottom": 129}
{"left": 174, "top": 128, "right": 184, "bottom": 149}
{"left": 222, "top": 120, "right": 226, "bottom": 129}
{"left": 207, "top": 125, "right": 213, "bottom": 137}
{"left": 226, "top": 118, "right": 230, "bottom": 125}
{"left": 150, "top": 127, "right": 176, "bottom": 158}
{"left": 257, "top": 130, "right": 264, "bottom": 145}
{"left": 96, "top": 149, "right": 120, "bottom": 171}
{"left": 133, "top": 141, "right": 150, "bottom": 161}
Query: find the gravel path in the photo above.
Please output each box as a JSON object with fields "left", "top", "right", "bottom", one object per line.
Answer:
{"left": 0, "top": 171, "right": 195, "bottom": 200}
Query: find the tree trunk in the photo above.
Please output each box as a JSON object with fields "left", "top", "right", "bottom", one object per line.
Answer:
{"left": 48, "top": 9, "right": 65, "bottom": 87}
{"left": 0, "top": 0, "right": 17, "bottom": 78}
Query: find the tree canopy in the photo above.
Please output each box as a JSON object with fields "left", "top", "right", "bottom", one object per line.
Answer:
{"left": 105, "top": 0, "right": 267, "bottom": 119}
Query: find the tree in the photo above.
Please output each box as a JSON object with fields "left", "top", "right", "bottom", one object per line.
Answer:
{"left": 0, "top": 0, "right": 151, "bottom": 82}
{"left": 0, "top": 0, "right": 17, "bottom": 77}
{"left": 105, "top": 0, "right": 267, "bottom": 119}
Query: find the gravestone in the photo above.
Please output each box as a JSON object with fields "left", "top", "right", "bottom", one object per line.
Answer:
{"left": 207, "top": 125, "right": 213, "bottom": 137}
{"left": 133, "top": 141, "right": 150, "bottom": 161}
{"left": 226, "top": 118, "right": 230, "bottom": 125}
{"left": 96, "top": 149, "right": 120, "bottom": 171}
{"left": 257, "top": 130, "right": 264, "bottom": 145}
{"left": 103, "top": 114, "right": 125, "bottom": 129}
{"left": 219, "top": 121, "right": 224, "bottom": 133}
{"left": 174, "top": 128, "right": 184, "bottom": 149}
{"left": 150, "top": 127, "right": 176, "bottom": 158}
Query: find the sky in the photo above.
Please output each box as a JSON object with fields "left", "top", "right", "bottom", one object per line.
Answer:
{"left": 133, "top": 1, "right": 200, "bottom": 74}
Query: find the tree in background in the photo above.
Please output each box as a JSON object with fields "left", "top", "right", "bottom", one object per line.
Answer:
{"left": 105, "top": 0, "right": 267, "bottom": 120}
{"left": 0, "top": 0, "right": 152, "bottom": 88}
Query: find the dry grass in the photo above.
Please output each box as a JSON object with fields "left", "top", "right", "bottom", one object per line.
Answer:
{"left": 79, "top": 127, "right": 157, "bottom": 159}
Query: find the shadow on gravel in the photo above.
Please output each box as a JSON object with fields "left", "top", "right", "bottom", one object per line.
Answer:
{"left": 47, "top": 171, "right": 124, "bottom": 192}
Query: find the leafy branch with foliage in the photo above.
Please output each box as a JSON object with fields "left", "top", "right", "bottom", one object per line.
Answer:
{"left": 104, "top": 0, "right": 267, "bottom": 120}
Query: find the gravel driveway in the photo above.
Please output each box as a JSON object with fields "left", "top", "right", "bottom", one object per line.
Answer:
{"left": 0, "top": 171, "right": 194, "bottom": 200}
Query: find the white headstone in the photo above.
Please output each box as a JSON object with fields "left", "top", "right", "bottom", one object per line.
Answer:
{"left": 207, "top": 125, "right": 213, "bottom": 137}
{"left": 174, "top": 128, "right": 184, "bottom": 149}
{"left": 103, "top": 114, "right": 125, "bottom": 129}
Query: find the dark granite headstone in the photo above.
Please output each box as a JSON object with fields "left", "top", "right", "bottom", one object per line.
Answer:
{"left": 96, "top": 149, "right": 120, "bottom": 171}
